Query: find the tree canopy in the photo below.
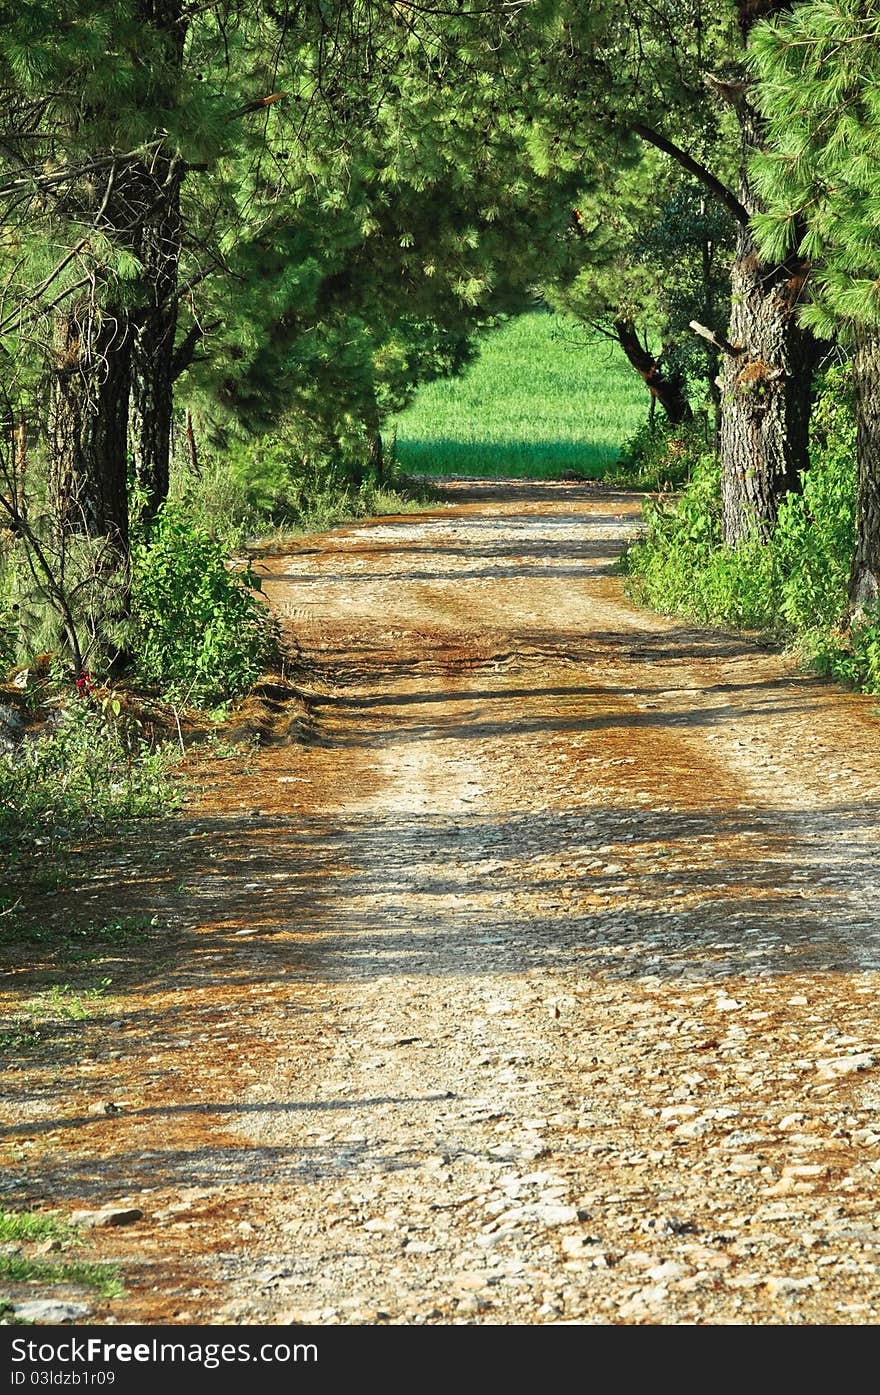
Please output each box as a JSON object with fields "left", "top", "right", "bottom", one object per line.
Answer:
{"left": 3, "top": 0, "right": 880, "bottom": 671}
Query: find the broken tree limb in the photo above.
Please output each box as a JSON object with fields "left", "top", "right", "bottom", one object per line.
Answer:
{"left": 689, "top": 320, "right": 744, "bottom": 357}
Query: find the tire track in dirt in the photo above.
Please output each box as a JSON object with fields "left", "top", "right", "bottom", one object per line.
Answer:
{"left": 6, "top": 479, "right": 880, "bottom": 1325}
{"left": 220, "top": 482, "right": 880, "bottom": 1323}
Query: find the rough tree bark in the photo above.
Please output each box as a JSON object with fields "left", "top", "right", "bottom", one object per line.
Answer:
{"left": 129, "top": 0, "right": 186, "bottom": 528}
{"left": 850, "top": 331, "right": 880, "bottom": 612}
{"left": 47, "top": 0, "right": 187, "bottom": 553}
{"left": 717, "top": 0, "right": 821, "bottom": 544}
{"left": 49, "top": 307, "right": 132, "bottom": 549}
{"left": 633, "top": 1, "right": 821, "bottom": 543}
{"left": 718, "top": 123, "right": 819, "bottom": 543}
{"left": 129, "top": 154, "right": 183, "bottom": 527}
{"left": 612, "top": 320, "right": 692, "bottom": 425}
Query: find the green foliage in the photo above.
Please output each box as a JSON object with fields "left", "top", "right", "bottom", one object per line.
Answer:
{"left": 770, "top": 373, "right": 856, "bottom": 634}
{"left": 610, "top": 415, "right": 714, "bottom": 491}
{"left": 751, "top": 2, "right": 880, "bottom": 336}
{"left": 624, "top": 369, "right": 867, "bottom": 673}
{"left": 0, "top": 1207, "right": 121, "bottom": 1298}
{"left": 547, "top": 162, "right": 734, "bottom": 411}
{"left": 3, "top": 0, "right": 877, "bottom": 714}
{"left": 175, "top": 5, "right": 586, "bottom": 477}
{"left": 129, "top": 508, "right": 277, "bottom": 705}
{"left": 3, "top": 530, "right": 130, "bottom": 676}
{"left": 394, "top": 310, "right": 646, "bottom": 479}
{"left": 165, "top": 427, "right": 436, "bottom": 557}
{"left": 220, "top": 437, "right": 433, "bottom": 532}
{"left": 0, "top": 1210, "right": 72, "bottom": 1244}
{"left": 0, "top": 563, "right": 15, "bottom": 671}
{"left": 0, "top": 1252, "right": 122, "bottom": 1298}
{"left": 627, "top": 179, "right": 734, "bottom": 396}
{"left": 813, "top": 610, "right": 880, "bottom": 693}
{"left": 0, "top": 0, "right": 588, "bottom": 666}
{"left": 167, "top": 456, "right": 265, "bottom": 551}
{"left": 275, "top": 471, "right": 435, "bottom": 537}
{"left": 0, "top": 698, "right": 177, "bottom": 840}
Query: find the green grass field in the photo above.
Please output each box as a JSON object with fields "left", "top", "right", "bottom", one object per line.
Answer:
{"left": 393, "top": 310, "right": 648, "bottom": 479}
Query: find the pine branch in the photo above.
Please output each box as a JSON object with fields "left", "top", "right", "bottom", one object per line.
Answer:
{"left": 229, "top": 93, "right": 287, "bottom": 119}
{"left": 0, "top": 145, "right": 164, "bottom": 203}
{"left": 631, "top": 123, "right": 750, "bottom": 227}
{"left": 171, "top": 319, "right": 221, "bottom": 380}
{"left": 0, "top": 244, "right": 90, "bottom": 338}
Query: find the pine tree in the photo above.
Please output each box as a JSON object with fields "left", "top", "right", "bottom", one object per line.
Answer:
{"left": 751, "top": 0, "right": 880, "bottom": 609}
{"left": 0, "top": 2, "right": 561, "bottom": 555}
{"left": 126, "top": 0, "right": 188, "bottom": 527}
{"left": 0, "top": 1, "right": 154, "bottom": 547}
{"left": 173, "top": 3, "right": 582, "bottom": 478}
{"left": 0, "top": 0, "right": 236, "bottom": 552}
{"left": 547, "top": 158, "right": 733, "bottom": 426}
{"left": 712, "top": 0, "right": 823, "bottom": 544}
{"left": 527, "top": 1, "right": 823, "bottom": 541}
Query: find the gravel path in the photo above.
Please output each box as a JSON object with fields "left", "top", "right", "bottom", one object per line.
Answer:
{"left": 6, "top": 480, "right": 880, "bottom": 1325}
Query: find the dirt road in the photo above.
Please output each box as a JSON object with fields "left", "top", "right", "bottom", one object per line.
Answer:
{"left": 6, "top": 479, "right": 880, "bottom": 1325}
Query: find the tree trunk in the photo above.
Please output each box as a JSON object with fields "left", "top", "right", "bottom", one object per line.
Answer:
{"left": 368, "top": 430, "right": 383, "bottom": 478}
{"left": 184, "top": 407, "right": 201, "bottom": 477}
{"left": 719, "top": 218, "right": 818, "bottom": 543}
{"left": 129, "top": 0, "right": 186, "bottom": 528}
{"left": 49, "top": 308, "right": 132, "bottom": 549}
{"left": 612, "top": 320, "right": 692, "bottom": 425}
{"left": 129, "top": 156, "right": 183, "bottom": 527}
{"left": 849, "top": 331, "right": 880, "bottom": 613}
{"left": 718, "top": 10, "right": 820, "bottom": 545}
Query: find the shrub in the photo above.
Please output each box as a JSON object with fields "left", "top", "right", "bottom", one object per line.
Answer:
{"left": 811, "top": 611, "right": 880, "bottom": 692}
{"left": 166, "top": 435, "right": 434, "bottom": 550}
{"left": 610, "top": 414, "right": 715, "bottom": 491}
{"left": 0, "top": 557, "right": 16, "bottom": 670}
{"left": 0, "top": 696, "right": 177, "bottom": 841}
{"left": 772, "top": 369, "right": 856, "bottom": 635}
{"left": 166, "top": 455, "right": 264, "bottom": 550}
{"left": 128, "top": 508, "right": 277, "bottom": 706}
{"left": 622, "top": 367, "right": 874, "bottom": 682}
{"left": 222, "top": 435, "right": 434, "bottom": 535}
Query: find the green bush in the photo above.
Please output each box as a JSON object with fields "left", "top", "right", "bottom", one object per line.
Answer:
{"left": 772, "top": 371, "right": 856, "bottom": 634}
{"left": 129, "top": 508, "right": 277, "bottom": 706}
{"left": 166, "top": 455, "right": 265, "bottom": 550}
{"left": 622, "top": 367, "right": 875, "bottom": 684}
{"left": 810, "top": 611, "right": 880, "bottom": 692}
{"left": 166, "top": 436, "right": 434, "bottom": 550}
{"left": 609, "top": 414, "right": 715, "bottom": 491}
{"left": 224, "top": 435, "right": 434, "bottom": 535}
{"left": 0, "top": 697, "right": 177, "bottom": 841}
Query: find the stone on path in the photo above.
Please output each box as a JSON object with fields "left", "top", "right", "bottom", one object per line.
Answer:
{"left": 816, "top": 1053, "right": 875, "bottom": 1081}
{"left": 70, "top": 1206, "right": 144, "bottom": 1228}
{"left": 13, "top": 1300, "right": 92, "bottom": 1323}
